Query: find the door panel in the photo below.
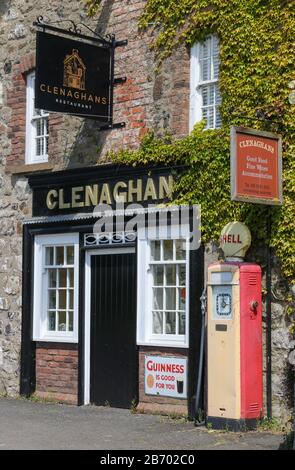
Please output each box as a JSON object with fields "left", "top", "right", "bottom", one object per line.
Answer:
{"left": 90, "top": 250, "right": 137, "bottom": 408}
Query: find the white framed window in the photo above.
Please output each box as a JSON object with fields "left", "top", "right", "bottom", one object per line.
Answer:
{"left": 25, "top": 71, "right": 49, "bottom": 164}
{"left": 33, "top": 233, "right": 79, "bottom": 343}
{"left": 137, "top": 227, "right": 190, "bottom": 348}
{"left": 190, "top": 35, "right": 221, "bottom": 131}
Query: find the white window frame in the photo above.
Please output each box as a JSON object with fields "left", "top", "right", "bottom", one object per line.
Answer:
{"left": 137, "top": 225, "right": 190, "bottom": 349}
{"left": 32, "top": 233, "right": 79, "bottom": 343}
{"left": 25, "top": 71, "right": 49, "bottom": 164}
{"left": 189, "top": 35, "right": 221, "bottom": 131}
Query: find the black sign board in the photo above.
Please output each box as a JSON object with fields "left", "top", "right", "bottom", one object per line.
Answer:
{"left": 35, "top": 31, "right": 112, "bottom": 122}
{"left": 28, "top": 165, "right": 176, "bottom": 218}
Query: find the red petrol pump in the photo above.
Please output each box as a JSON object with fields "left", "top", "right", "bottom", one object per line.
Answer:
{"left": 206, "top": 222, "right": 263, "bottom": 431}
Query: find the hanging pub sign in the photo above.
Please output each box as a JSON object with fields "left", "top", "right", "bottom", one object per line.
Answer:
{"left": 35, "top": 30, "right": 113, "bottom": 123}
{"left": 230, "top": 126, "right": 283, "bottom": 205}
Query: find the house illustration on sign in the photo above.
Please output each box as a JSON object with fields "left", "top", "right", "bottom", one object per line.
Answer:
{"left": 63, "top": 49, "right": 86, "bottom": 90}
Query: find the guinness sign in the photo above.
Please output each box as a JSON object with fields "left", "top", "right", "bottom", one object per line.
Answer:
{"left": 35, "top": 31, "right": 112, "bottom": 122}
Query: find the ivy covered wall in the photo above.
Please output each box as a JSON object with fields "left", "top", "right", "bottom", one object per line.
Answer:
{"left": 87, "top": 1, "right": 295, "bottom": 311}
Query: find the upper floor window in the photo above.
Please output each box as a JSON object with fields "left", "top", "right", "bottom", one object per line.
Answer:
{"left": 190, "top": 35, "right": 221, "bottom": 131}
{"left": 25, "top": 71, "right": 49, "bottom": 164}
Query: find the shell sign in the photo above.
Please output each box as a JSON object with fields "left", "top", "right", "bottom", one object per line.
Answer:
{"left": 220, "top": 221, "right": 252, "bottom": 259}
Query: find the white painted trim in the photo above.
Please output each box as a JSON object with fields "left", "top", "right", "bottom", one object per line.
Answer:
{"left": 84, "top": 246, "right": 136, "bottom": 405}
{"left": 32, "top": 233, "right": 79, "bottom": 343}
{"left": 25, "top": 71, "right": 49, "bottom": 164}
{"left": 136, "top": 226, "right": 191, "bottom": 349}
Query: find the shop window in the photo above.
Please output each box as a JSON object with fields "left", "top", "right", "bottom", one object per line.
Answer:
{"left": 33, "top": 234, "right": 79, "bottom": 343}
{"left": 190, "top": 35, "right": 221, "bottom": 131}
{"left": 25, "top": 71, "right": 49, "bottom": 164}
{"left": 137, "top": 229, "right": 190, "bottom": 348}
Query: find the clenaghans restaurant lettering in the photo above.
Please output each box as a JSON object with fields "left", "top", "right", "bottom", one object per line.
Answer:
{"left": 46, "top": 175, "right": 173, "bottom": 210}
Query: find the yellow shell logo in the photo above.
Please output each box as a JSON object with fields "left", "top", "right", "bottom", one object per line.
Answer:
{"left": 146, "top": 374, "right": 154, "bottom": 388}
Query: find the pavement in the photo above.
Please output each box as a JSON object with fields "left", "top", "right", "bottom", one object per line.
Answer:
{"left": 0, "top": 397, "right": 286, "bottom": 450}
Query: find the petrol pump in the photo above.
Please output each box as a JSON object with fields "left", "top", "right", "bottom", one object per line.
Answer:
{"left": 206, "top": 221, "right": 263, "bottom": 431}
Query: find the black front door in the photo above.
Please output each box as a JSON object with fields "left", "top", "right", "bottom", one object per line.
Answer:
{"left": 90, "top": 249, "right": 137, "bottom": 408}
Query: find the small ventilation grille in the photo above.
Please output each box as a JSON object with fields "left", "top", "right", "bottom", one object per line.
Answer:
{"left": 248, "top": 275, "right": 258, "bottom": 286}
{"left": 249, "top": 403, "right": 259, "bottom": 412}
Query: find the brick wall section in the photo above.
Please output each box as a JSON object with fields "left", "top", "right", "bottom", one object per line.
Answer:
{"left": 138, "top": 346, "right": 188, "bottom": 416}
{"left": 6, "top": 62, "right": 26, "bottom": 166}
{"left": 35, "top": 342, "right": 78, "bottom": 404}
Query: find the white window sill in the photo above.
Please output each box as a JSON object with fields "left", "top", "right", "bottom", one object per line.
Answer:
{"left": 137, "top": 340, "right": 189, "bottom": 349}
{"left": 33, "top": 335, "right": 78, "bottom": 344}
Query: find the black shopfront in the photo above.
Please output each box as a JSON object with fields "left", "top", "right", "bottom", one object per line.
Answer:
{"left": 20, "top": 165, "right": 203, "bottom": 417}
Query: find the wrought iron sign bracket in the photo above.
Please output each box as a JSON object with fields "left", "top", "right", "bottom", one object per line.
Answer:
{"left": 98, "top": 122, "right": 126, "bottom": 132}
{"left": 114, "top": 77, "right": 127, "bottom": 85}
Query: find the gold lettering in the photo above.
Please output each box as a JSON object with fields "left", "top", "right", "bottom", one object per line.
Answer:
{"left": 60, "top": 88, "right": 66, "bottom": 96}
{"left": 59, "top": 189, "right": 70, "bottom": 210}
{"left": 67, "top": 90, "right": 73, "bottom": 98}
{"left": 128, "top": 179, "right": 142, "bottom": 202}
{"left": 102, "top": 97, "right": 107, "bottom": 105}
{"left": 74, "top": 91, "right": 80, "bottom": 99}
{"left": 72, "top": 186, "right": 85, "bottom": 208}
{"left": 40, "top": 84, "right": 46, "bottom": 92}
{"left": 81, "top": 93, "right": 87, "bottom": 101}
{"left": 85, "top": 185, "right": 98, "bottom": 207}
{"left": 144, "top": 178, "right": 157, "bottom": 200}
{"left": 159, "top": 175, "right": 174, "bottom": 199}
{"left": 46, "top": 85, "right": 52, "bottom": 94}
{"left": 88, "top": 94, "right": 94, "bottom": 102}
{"left": 46, "top": 189, "right": 58, "bottom": 210}
{"left": 99, "top": 183, "right": 112, "bottom": 204}
{"left": 95, "top": 96, "right": 101, "bottom": 104}
{"left": 113, "top": 181, "right": 127, "bottom": 203}
{"left": 53, "top": 87, "right": 59, "bottom": 95}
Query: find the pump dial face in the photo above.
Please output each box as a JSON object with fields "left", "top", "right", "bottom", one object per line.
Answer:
{"left": 216, "top": 293, "right": 232, "bottom": 316}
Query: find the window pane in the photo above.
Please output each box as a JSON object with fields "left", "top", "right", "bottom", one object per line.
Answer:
{"left": 179, "top": 312, "right": 186, "bottom": 335}
{"left": 163, "top": 240, "right": 173, "bottom": 260}
{"left": 153, "top": 288, "right": 163, "bottom": 310}
{"left": 178, "top": 287, "right": 186, "bottom": 310}
{"left": 153, "top": 265, "right": 164, "bottom": 286}
{"left": 59, "top": 269, "right": 67, "bottom": 288}
{"left": 69, "top": 268, "right": 74, "bottom": 287}
{"left": 165, "top": 312, "right": 176, "bottom": 335}
{"left": 48, "top": 311, "right": 56, "bottom": 331}
{"left": 48, "top": 290, "right": 56, "bottom": 309}
{"left": 178, "top": 265, "right": 186, "bottom": 286}
{"left": 151, "top": 240, "right": 161, "bottom": 261}
{"left": 66, "top": 246, "right": 74, "bottom": 265}
{"left": 68, "top": 311, "right": 74, "bottom": 332}
{"left": 175, "top": 240, "right": 186, "bottom": 260}
{"left": 165, "top": 287, "right": 176, "bottom": 310}
{"left": 152, "top": 311, "right": 163, "bottom": 334}
{"left": 58, "top": 311, "right": 67, "bottom": 331}
{"left": 56, "top": 246, "right": 64, "bottom": 265}
{"left": 69, "top": 290, "right": 74, "bottom": 310}
{"left": 58, "top": 289, "right": 67, "bottom": 310}
{"left": 165, "top": 265, "right": 176, "bottom": 286}
{"left": 48, "top": 269, "right": 57, "bottom": 288}
{"left": 45, "top": 247, "right": 54, "bottom": 265}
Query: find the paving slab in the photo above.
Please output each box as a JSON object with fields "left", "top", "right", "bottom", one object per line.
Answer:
{"left": 0, "top": 397, "right": 285, "bottom": 450}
